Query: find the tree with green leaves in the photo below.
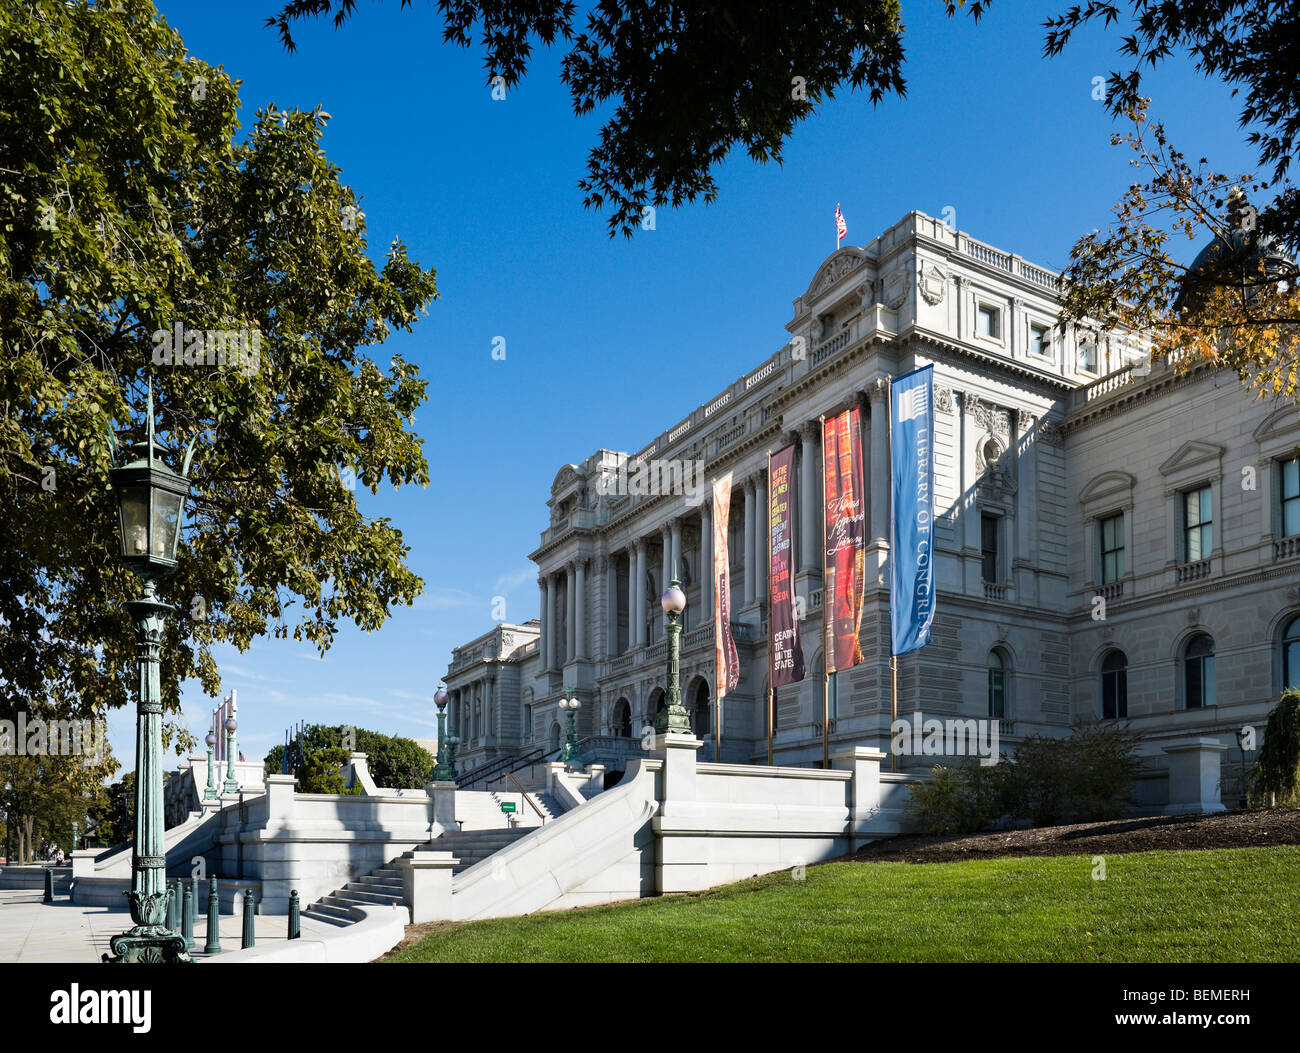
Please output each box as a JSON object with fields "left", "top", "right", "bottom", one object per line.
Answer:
{"left": 986, "top": 0, "right": 1300, "bottom": 397}
{"left": 264, "top": 0, "right": 992, "bottom": 238}
{"left": 265, "top": 723, "right": 433, "bottom": 788}
{"left": 1, "top": 0, "right": 439, "bottom": 751}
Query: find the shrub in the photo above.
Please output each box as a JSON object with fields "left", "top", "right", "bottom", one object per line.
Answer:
{"left": 298, "top": 747, "right": 361, "bottom": 795}
{"left": 1250, "top": 690, "right": 1300, "bottom": 808}
{"left": 906, "top": 720, "right": 1140, "bottom": 834}
{"left": 264, "top": 724, "right": 434, "bottom": 788}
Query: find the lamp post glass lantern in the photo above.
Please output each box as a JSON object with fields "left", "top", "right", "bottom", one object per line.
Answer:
{"left": 104, "top": 384, "right": 196, "bottom": 964}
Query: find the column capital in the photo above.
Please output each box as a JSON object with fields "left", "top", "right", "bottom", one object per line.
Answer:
{"left": 799, "top": 420, "right": 820, "bottom": 442}
{"left": 867, "top": 376, "right": 890, "bottom": 404}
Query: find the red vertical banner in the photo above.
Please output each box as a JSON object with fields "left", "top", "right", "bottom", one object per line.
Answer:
{"left": 823, "top": 407, "right": 867, "bottom": 673}
{"left": 769, "top": 445, "right": 805, "bottom": 686}
{"left": 713, "top": 472, "right": 740, "bottom": 699}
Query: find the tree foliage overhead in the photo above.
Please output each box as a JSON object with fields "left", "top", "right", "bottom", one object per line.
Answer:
{"left": 0, "top": 0, "right": 439, "bottom": 737}
{"left": 263, "top": 0, "right": 955, "bottom": 237}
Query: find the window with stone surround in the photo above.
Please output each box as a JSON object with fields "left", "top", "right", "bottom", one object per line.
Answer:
{"left": 1282, "top": 456, "right": 1300, "bottom": 537}
{"left": 977, "top": 302, "right": 1001, "bottom": 340}
{"left": 1184, "top": 633, "right": 1216, "bottom": 709}
{"left": 1284, "top": 617, "right": 1300, "bottom": 692}
{"left": 981, "top": 513, "right": 1000, "bottom": 583}
{"left": 1100, "top": 512, "right": 1125, "bottom": 583}
{"left": 1183, "top": 485, "right": 1213, "bottom": 562}
{"left": 987, "top": 648, "right": 1008, "bottom": 719}
{"left": 1100, "top": 649, "right": 1128, "bottom": 719}
{"left": 1029, "top": 322, "right": 1052, "bottom": 360}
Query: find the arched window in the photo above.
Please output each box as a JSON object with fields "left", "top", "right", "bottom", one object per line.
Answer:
{"left": 645, "top": 689, "right": 664, "bottom": 733}
{"left": 987, "top": 649, "right": 1007, "bottom": 719}
{"left": 1100, "top": 650, "right": 1128, "bottom": 720}
{"left": 549, "top": 722, "right": 562, "bottom": 752}
{"left": 1284, "top": 617, "right": 1300, "bottom": 692}
{"left": 613, "top": 698, "right": 632, "bottom": 738}
{"left": 1184, "top": 634, "right": 1216, "bottom": 709}
{"left": 692, "top": 680, "right": 711, "bottom": 737}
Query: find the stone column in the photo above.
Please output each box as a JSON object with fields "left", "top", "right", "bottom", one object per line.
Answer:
{"left": 670, "top": 519, "right": 683, "bottom": 582}
{"left": 575, "top": 559, "right": 587, "bottom": 660}
{"left": 700, "top": 503, "right": 713, "bottom": 624}
{"left": 743, "top": 479, "right": 756, "bottom": 606}
{"left": 634, "top": 539, "right": 647, "bottom": 649}
{"left": 868, "top": 380, "right": 889, "bottom": 544}
{"left": 543, "top": 574, "right": 556, "bottom": 670}
{"left": 754, "top": 475, "right": 767, "bottom": 603}
{"left": 565, "top": 563, "right": 576, "bottom": 664}
{"left": 606, "top": 556, "right": 619, "bottom": 656}
{"left": 627, "top": 545, "right": 638, "bottom": 650}
{"left": 800, "top": 423, "right": 819, "bottom": 571}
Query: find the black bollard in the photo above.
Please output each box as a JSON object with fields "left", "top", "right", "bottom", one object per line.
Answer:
{"left": 288, "top": 889, "right": 301, "bottom": 940}
{"left": 43, "top": 866, "right": 53, "bottom": 903}
{"left": 166, "top": 879, "right": 178, "bottom": 932}
{"left": 241, "top": 889, "right": 255, "bottom": 949}
{"left": 189, "top": 875, "right": 199, "bottom": 938}
{"left": 181, "top": 884, "right": 194, "bottom": 949}
{"left": 203, "top": 876, "right": 221, "bottom": 954}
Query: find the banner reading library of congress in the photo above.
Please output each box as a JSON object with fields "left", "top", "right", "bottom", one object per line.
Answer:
{"left": 768, "top": 444, "right": 805, "bottom": 687}
{"left": 822, "top": 407, "right": 867, "bottom": 673}
{"left": 890, "top": 365, "right": 935, "bottom": 656}
{"left": 713, "top": 472, "right": 741, "bottom": 698}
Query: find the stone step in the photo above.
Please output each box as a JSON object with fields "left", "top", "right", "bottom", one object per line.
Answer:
{"left": 337, "top": 886, "right": 404, "bottom": 905}
{"left": 303, "top": 908, "right": 351, "bottom": 928}
{"left": 356, "top": 875, "right": 404, "bottom": 889}
{"left": 305, "top": 901, "right": 354, "bottom": 922}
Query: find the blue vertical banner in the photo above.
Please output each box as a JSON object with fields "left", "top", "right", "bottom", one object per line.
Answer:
{"left": 890, "top": 365, "right": 935, "bottom": 656}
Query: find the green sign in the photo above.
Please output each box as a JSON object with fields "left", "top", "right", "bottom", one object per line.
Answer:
{"left": 500, "top": 802, "right": 517, "bottom": 813}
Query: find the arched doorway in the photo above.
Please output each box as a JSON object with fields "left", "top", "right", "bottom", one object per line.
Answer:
{"left": 612, "top": 697, "right": 632, "bottom": 738}
{"left": 690, "top": 678, "right": 710, "bottom": 737}
{"left": 645, "top": 688, "right": 664, "bottom": 733}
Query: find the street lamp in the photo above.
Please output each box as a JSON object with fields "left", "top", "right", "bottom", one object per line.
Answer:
{"left": 654, "top": 578, "right": 692, "bottom": 735}
{"left": 1236, "top": 725, "right": 1252, "bottom": 809}
{"left": 432, "top": 684, "right": 456, "bottom": 782}
{"left": 203, "top": 731, "right": 218, "bottom": 801}
{"left": 222, "top": 710, "right": 239, "bottom": 795}
{"left": 558, "top": 689, "right": 583, "bottom": 767}
{"left": 104, "top": 382, "right": 196, "bottom": 964}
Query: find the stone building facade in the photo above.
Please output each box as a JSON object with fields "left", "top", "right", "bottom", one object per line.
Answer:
{"left": 443, "top": 210, "right": 1300, "bottom": 809}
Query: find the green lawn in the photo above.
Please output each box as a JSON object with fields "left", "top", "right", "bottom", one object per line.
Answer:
{"left": 384, "top": 846, "right": 1300, "bottom": 963}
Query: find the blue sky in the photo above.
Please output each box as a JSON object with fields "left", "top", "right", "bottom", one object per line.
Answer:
{"left": 123, "top": 0, "right": 1264, "bottom": 769}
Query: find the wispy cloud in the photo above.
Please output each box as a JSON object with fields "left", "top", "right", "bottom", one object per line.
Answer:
{"left": 412, "top": 587, "right": 477, "bottom": 612}
{"left": 493, "top": 567, "right": 535, "bottom": 593}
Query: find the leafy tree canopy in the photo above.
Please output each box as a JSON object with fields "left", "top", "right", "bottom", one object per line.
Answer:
{"left": 0, "top": 1, "right": 439, "bottom": 743}
{"left": 263, "top": 0, "right": 987, "bottom": 237}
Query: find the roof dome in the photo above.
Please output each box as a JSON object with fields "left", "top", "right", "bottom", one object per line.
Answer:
{"left": 1174, "top": 188, "right": 1295, "bottom": 314}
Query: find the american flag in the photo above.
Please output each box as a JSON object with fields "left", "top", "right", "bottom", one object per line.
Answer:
{"left": 835, "top": 203, "right": 847, "bottom": 243}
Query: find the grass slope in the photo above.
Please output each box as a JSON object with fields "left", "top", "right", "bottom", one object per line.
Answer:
{"left": 384, "top": 846, "right": 1300, "bottom": 963}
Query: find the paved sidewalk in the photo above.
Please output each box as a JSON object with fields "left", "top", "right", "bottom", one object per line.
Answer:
{"left": 0, "top": 889, "right": 334, "bottom": 963}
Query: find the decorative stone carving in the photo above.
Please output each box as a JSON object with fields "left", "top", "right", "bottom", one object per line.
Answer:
{"left": 934, "top": 386, "right": 954, "bottom": 414}
{"left": 918, "top": 261, "right": 947, "bottom": 305}
{"left": 884, "top": 272, "right": 907, "bottom": 309}
{"left": 812, "top": 252, "right": 860, "bottom": 295}
{"left": 1038, "top": 418, "right": 1064, "bottom": 447}
{"left": 993, "top": 409, "right": 1011, "bottom": 438}
{"left": 867, "top": 377, "right": 889, "bottom": 404}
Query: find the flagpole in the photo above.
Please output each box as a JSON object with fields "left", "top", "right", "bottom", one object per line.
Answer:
{"left": 819, "top": 415, "right": 830, "bottom": 770}
{"left": 766, "top": 450, "right": 774, "bottom": 767}
{"left": 887, "top": 378, "right": 899, "bottom": 773}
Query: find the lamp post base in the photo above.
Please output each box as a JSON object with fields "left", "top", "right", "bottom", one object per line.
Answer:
{"left": 102, "top": 926, "right": 191, "bottom": 964}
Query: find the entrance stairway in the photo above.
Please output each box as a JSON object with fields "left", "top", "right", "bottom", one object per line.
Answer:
{"left": 303, "top": 793, "right": 566, "bottom": 927}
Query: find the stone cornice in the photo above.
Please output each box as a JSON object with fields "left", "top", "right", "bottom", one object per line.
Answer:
{"left": 1066, "top": 361, "right": 1217, "bottom": 433}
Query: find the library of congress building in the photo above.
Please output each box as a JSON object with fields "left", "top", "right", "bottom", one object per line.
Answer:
{"left": 444, "top": 209, "right": 1300, "bottom": 812}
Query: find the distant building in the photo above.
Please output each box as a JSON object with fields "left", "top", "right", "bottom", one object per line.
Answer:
{"left": 443, "top": 210, "right": 1300, "bottom": 812}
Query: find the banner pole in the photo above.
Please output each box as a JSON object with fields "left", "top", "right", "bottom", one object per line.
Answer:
{"left": 766, "top": 450, "right": 774, "bottom": 767}
{"left": 819, "top": 415, "right": 830, "bottom": 770}
{"left": 887, "top": 377, "right": 898, "bottom": 773}
{"left": 712, "top": 478, "right": 722, "bottom": 763}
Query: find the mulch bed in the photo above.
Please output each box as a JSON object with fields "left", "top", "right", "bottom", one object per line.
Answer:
{"left": 851, "top": 809, "right": 1300, "bottom": 864}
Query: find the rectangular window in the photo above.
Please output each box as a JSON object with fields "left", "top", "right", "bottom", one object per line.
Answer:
{"left": 1029, "top": 323, "right": 1051, "bottom": 360}
{"left": 1184, "top": 486, "right": 1213, "bottom": 562}
{"left": 1078, "top": 341, "right": 1097, "bottom": 374}
{"left": 977, "top": 304, "right": 1000, "bottom": 340}
{"left": 1100, "top": 512, "right": 1125, "bottom": 583}
{"left": 1282, "top": 456, "right": 1300, "bottom": 537}
{"left": 981, "top": 514, "right": 999, "bottom": 583}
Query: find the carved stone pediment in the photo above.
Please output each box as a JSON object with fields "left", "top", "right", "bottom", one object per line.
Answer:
{"left": 918, "top": 261, "right": 947, "bottom": 305}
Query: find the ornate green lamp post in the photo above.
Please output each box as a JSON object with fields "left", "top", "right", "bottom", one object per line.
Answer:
{"left": 104, "top": 384, "right": 196, "bottom": 964}
{"left": 221, "top": 707, "right": 239, "bottom": 795}
{"left": 432, "top": 684, "right": 456, "bottom": 782}
{"left": 202, "top": 730, "right": 218, "bottom": 801}
{"left": 558, "top": 688, "right": 583, "bottom": 767}
{"left": 654, "top": 578, "right": 692, "bottom": 734}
